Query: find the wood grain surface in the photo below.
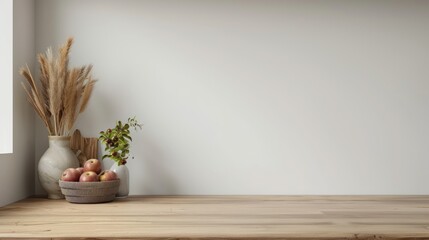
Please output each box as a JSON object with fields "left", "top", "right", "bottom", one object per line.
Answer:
{"left": 0, "top": 196, "right": 428, "bottom": 239}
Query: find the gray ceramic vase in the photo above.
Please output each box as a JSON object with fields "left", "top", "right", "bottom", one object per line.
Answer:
{"left": 38, "top": 136, "right": 79, "bottom": 199}
{"left": 110, "top": 163, "right": 129, "bottom": 197}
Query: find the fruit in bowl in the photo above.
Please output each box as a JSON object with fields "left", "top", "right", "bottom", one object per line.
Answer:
{"left": 76, "top": 167, "right": 84, "bottom": 175}
{"left": 59, "top": 159, "right": 120, "bottom": 203}
{"left": 61, "top": 168, "right": 81, "bottom": 182}
{"left": 99, "top": 170, "right": 118, "bottom": 181}
{"left": 60, "top": 159, "right": 118, "bottom": 183}
{"left": 79, "top": 171, "right": 99, "bottom": 182}
{"left": 83, "top": 159, "right": 102, "bottom": 174}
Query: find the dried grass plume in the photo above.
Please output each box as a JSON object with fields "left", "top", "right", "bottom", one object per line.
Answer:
{"left": 20, "top": 37, "right": 96, "bottom": 136}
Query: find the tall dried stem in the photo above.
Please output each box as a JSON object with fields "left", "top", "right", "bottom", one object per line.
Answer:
{"left": 20, "top": 37, "right": 96, "bottom": 136}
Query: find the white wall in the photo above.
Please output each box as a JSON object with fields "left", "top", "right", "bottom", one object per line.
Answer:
{"left": 0, "top": 0, "right": 35, "bottom": 207}
{"left": 35, "top": 0, "right": 429, "bottom": 195}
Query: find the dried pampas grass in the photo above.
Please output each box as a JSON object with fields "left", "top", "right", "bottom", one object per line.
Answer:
{"left": 21, "top": 37, "right": 96, "bottom": 136}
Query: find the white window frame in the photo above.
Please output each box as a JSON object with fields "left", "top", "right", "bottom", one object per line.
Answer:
{"left": 0, "top": 0, "right": 13, "bottom": 154}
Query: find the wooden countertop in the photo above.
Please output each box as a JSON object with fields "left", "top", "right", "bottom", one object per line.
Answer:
{"left": 1, "top": 196, "right": 429, "bottom": 239}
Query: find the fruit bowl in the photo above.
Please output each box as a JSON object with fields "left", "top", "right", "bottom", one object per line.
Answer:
{"left": 59, "top": 179, "right": 120, "bottom": 204}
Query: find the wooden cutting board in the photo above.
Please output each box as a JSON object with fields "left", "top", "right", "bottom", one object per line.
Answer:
{"left": 70, "top": 129, "right": 98, "bottom": 166}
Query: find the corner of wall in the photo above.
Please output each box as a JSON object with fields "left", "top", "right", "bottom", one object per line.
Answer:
{"left": 0, "top": 0, "right": 36, "bottom": 207}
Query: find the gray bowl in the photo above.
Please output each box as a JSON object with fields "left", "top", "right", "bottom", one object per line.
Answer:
{"left": 59, "top": 179, "right": 120, "bottom": 204}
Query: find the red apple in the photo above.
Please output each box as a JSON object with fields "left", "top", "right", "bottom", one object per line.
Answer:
{"left": 99, "top": 170, "right": 118, "bottom": 181}
{"left": 79, "top": 171, "right": 99, "bottom": 182}
{"left": 83, "top": 159, "right": 102, "bottom": 174}
{"left": 76, "top": 167, "right": 84, "bottom": 175}
{"left": 61, "top": 168, "right": 81, "bottom": 182}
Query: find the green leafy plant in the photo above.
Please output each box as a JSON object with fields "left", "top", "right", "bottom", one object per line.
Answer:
{"left": 99, "top": 117, "right": 142, "bottom": 166}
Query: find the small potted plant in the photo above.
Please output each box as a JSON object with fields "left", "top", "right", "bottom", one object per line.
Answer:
{"left": 99, "top": 117, "right": 142, "bottom": 197}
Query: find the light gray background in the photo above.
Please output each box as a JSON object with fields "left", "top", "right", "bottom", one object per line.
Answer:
{"left": 35, "top": 0, "right": 429, "bottom": 195}
{"left": 2, "top": 1, "right": 429, "bottom": 205}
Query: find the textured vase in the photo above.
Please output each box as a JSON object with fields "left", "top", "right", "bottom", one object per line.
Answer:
{"left": 38, "top": 136, "right": 79, "bottom": 199}
{"left": 110, "top": 164, "right": 129, "bottom": 197}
